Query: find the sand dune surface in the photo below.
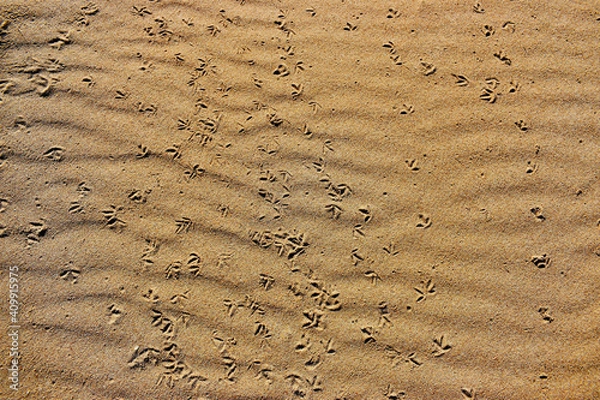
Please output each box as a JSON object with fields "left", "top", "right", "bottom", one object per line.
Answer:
{"left": 0, "top": 1, "right": 599, "bottom": 399}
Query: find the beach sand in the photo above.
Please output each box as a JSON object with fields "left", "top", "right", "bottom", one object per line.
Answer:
{"left": 0, "top": 0, "right": 599, "bottom": 399}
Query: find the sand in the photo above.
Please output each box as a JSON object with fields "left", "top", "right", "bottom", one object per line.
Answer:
{"left": 0, "top": 0, "right": 599, "bottom": 399}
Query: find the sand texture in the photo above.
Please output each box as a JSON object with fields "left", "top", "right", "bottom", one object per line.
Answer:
{"left": 0, "top": 0, "right": 599, "bottom": 399}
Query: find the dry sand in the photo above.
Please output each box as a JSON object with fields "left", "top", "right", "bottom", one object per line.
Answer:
{"left": 0, "top": 0, "right": 599, "bottom": 399}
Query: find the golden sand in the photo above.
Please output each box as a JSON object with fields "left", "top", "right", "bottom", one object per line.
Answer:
{"left": 0, "top": 1, "right": 599, "bottom": 399}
